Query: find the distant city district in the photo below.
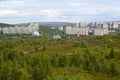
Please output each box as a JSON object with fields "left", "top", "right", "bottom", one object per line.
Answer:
{"left": 57, "top": 21, "right": 120, "bottom": 36}
{"left": 0, "top": 21, "right": 120, "bottom": 36}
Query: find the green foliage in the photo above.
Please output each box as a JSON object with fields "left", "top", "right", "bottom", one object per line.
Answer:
{"left": 51, "top": 53, "right": 59, "bottom": 67}
{"left": 110, "top": 62, "right": 120, "bottom": 76}
{"left": 73, "top": 40, "right": 88, "bottom": 48}
{"left": 58, "top": 54, "right": 69, "bottom": 67}
{"left": 70, "top": 53, "right": 83, "bottom": 68}
{"left": 32, "top": 55, "right": 51, "bottom": 80}
{"left": 98, "top": 58, "right": 111, "bottom": 74}
{"left": 81, "top": 40, "right": 88, "bottom": 48}
{"left": 109, "top": 48, "right": 116, "bottom": 58}
{"left": 40, "top": 27, "right": 67, "bottom": 38}
{"left": 0, "top": 34, "right": 120, "bottom": 80}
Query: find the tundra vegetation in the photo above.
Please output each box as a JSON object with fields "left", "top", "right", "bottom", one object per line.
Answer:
{"left": 0, "top": 27, "right": 120, "bottom": 80}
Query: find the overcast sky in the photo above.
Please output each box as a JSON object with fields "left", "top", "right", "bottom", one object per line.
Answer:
{"left": 0, "top": 0, "right": 120, "bottom": 24}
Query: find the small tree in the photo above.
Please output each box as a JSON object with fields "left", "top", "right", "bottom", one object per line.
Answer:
{"left": 109, "top": 48, "right": 115, "bottom": 58}
{"left": 70, "top": 53, "right": 82, "bottom": 67}
{"left": 110, "top": 62, "right": 120, "bottom": 75}
{"left": 80, "top": 40, "right": 88, "bottom": 48}
{"left": 32, "top": 57, "right": 51, "bottom": 80}
{"left": 51, "top": 53, "right": 59, "bottom": 67}
{"left": 58, "top": 54, "right": 69, "bottom": 67}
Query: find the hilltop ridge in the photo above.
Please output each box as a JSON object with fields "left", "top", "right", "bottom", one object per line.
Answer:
{"left": 0, "top": 23, "right": 14, "bottom": 28}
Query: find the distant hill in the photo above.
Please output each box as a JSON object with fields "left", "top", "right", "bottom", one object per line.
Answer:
{"left": 15, "top": 23, "right": 29, "bottom": 26}
{"left": 38, "top": 22, "right": 75, "bottom": 27}
{"left": 16, "top": 22, "right": 75, "bottom": 27}
{"left": 0, "top": 23, "right": 14, "bottom": 28}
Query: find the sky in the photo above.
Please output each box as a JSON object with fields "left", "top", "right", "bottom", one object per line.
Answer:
{"left": 0, "top": 0, "right": 120, "bottom": 24}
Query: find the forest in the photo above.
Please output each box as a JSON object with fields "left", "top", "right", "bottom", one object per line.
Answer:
{"left": 0, "top": 28, "right": 120, "bottom": 80}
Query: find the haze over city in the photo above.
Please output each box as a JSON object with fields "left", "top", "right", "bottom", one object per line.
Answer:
{"left": 0, "top": 0, "right": 120, "bottom": 24}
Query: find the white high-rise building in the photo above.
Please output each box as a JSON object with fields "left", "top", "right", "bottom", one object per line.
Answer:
{"left": 79, "top": 22, "right": 89, "bottom": 27}
{"left": 64, "top": 26, "right": 88, "bottom": 35}
{"left": 93, "top": 28, "right": 108, "bottom": 36}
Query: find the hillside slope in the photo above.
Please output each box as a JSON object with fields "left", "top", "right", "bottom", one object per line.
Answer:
{"left": 0, "top": 23, "right": 14, "bottom": 28}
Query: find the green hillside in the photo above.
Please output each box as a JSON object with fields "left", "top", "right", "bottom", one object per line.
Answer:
{"left": 16, "top": 22, "right": 74, "bottom": 27}
{"left": 40, "top": 26, "right": 68, "bottom": 38}
{"left": 0, "top": 23, "right": 14, "bottom": 28}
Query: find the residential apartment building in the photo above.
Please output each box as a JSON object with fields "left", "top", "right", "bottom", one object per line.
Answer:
{"left": 63, "top": 26, "right": 88, "bottom": 35}
{"left": 0, "top": 23, "right": 39, "bottom": 35}
{"left": 62, "top": 21, "right": 111, "bottom": 36}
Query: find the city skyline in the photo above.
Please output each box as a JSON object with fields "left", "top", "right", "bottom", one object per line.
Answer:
{"left": 0, "top": 0, "right": 120, "bottom": 24}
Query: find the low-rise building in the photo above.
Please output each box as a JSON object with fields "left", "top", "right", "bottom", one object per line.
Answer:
{"left": 51, "top": 35, "right": 61, "bottom": 39}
